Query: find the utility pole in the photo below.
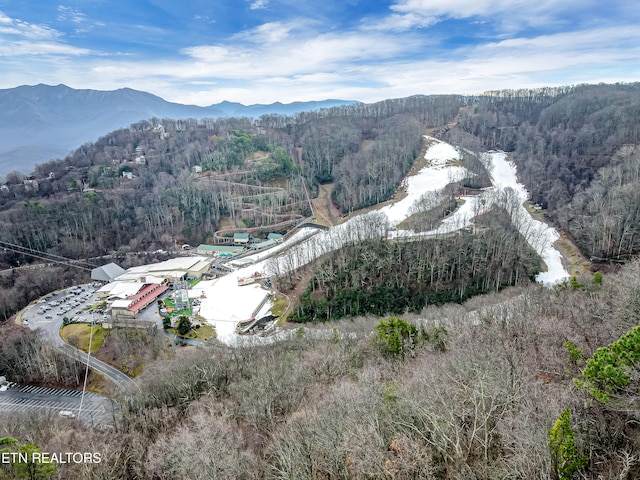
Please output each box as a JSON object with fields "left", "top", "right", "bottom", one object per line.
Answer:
{"left": 77, "top": 313, "right": 94, "bottom": 419}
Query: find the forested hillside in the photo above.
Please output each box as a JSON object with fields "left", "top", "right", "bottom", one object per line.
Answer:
{"left": 0, "top": 95, "right": 464, "bottom": 264}
{"left": 0, "top": 83, "right": 357, "bottom": 174}
{"left": 449, "top": 83, "right": 640, "bottom": 260}
{"left": 3, "top": 83, "right": 637, "bottom": 268}
{"left": 1, "top": 83, "right": 639, "bottom": 323}
{"left": 291, "top": 209, "right": 540, "bottom": 322}
{"left": 1, "top": 83, "right": 640, "bottom": 479}
{"left": 3, "top": 260, "right": 640, "bottom": 479}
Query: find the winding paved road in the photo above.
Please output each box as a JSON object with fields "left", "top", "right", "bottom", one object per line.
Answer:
{"left": 20, "top": 289, "right": 140, "bottom": 393}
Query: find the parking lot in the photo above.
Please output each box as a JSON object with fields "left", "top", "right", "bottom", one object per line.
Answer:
{"left": 18, "top": 283, "right": 145, "bottom": 392}
{"left": 0, "top": 383, "right": 115, "bottom": 427}
{"left": 22, "top": 283, "right": 104, "bottom": 332}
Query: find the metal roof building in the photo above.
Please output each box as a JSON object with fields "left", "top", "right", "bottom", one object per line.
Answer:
{"left": 267, "top": 233, "right": 284, "bottom": 242}
{"left": 233, "top": 233, "right": 250, "bottom": 244}
{"left": 250, "top": 239, "right": 277, "bottom": 250}
{"left": 196, "top": 244, "right": 244, "bottom": 256}
{"left": 91, "top": 263, "right": 126, "bottom": 283}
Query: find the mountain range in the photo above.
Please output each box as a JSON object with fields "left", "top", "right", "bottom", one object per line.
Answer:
{"left": 0, "top": 84, "right": 356, "bottom": 177}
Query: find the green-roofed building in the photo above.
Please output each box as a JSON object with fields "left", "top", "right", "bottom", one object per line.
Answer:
{"left": 251, "top": 239, "right": 277, "bottom": 250}
{"left": 267, "top": 233, "right": 284, "bottom": 242}
{"left": 233, "top": 232, "right": 251, "bottom": 244}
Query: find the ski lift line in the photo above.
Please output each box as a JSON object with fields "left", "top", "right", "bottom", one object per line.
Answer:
{"left": 0, "top": 239, "right": 99, "bottom": 267}
{"left": 0, "top": 246, "right": 91, "bottom": 271}
{"left": 0, "top": 240, "right": 98, "bottom": 268}
{"left": 0, "top": 245, "right": 92, "bottom": 271}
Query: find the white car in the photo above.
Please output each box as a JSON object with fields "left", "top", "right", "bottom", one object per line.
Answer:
{"left": 59, "top": 410, "right": 76, "bottom": 418}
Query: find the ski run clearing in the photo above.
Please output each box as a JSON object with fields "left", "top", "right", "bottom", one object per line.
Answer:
{"left": 199, "top": 136, "right": 569, "bottom": 343}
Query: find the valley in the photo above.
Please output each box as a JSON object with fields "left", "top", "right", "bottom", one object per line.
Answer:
{"left": 1, "top": 84, "right": 639, "bottom": 479}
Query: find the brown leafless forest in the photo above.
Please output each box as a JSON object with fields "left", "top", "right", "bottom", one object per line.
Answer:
{"left": 1, "top": 261, "right": 639, "bottom": 479}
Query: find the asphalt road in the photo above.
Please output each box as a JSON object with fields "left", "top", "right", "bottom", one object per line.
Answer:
{"left": 0, "top": 383, "right": 116, "bottom": 428}
{"left": 21, "top": 286, "right": 140, "bottom": 393}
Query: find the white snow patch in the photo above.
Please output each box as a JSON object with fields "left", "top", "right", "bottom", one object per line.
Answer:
{"left": 199, "top": 137, "right": 474, "bottom": 343}
{"left": 480, "top": 151, "right": 569, "bottom": 285}
{"left": 197, "top": 271, "right": 270, "bottom": 343}
{"left": 380, "top": 138, "right": 467, "bottom": 226}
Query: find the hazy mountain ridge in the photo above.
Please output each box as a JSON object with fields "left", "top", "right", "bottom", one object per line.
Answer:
{"left": 0, "top": 84, "right": 357, "bottom": 176}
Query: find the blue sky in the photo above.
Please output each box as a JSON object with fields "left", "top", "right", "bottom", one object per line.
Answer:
{"left": 0, "top": 0, "right": 639, "bottom": 105}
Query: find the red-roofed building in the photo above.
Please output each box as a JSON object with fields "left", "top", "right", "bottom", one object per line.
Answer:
{"left": 108, "top": 283, "right": 168, "bottom": 323}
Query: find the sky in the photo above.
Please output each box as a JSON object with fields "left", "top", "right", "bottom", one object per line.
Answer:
{"left": 0, "top": 0, "right": 639, "bottom": 106}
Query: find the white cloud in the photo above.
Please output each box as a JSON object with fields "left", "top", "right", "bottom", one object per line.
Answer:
{"left": 234, "top": 21, "right": 295, "bottom": 44}
{"left": 0, "top": 40, "right": 92, "bottom": 56}
{"left": 364, "top": 12, "right": 437, "bottom": 31}
{"left": 1, "top": 6, "right": 639, "bottom": 106}
{"left": 390, "top": 0, "right": 584, "bottom": 18}
{"left": 0, "top": 10, "right": 94, "bottom": 57}
{"left": 57, "top": 6, "right": 87, "bottom": 24}
{"left": 193, "top": 14, "right": 215, "bottom": 24}
{"left": 180, "top": 27, "right": 421, "bottom": 81}
{"left": 73, "top": 23, "right": 639, "bottom": 105}
{"left": 250, "top": 0, "right": 269, "bottom": 10}
{"left": 0, "top": 10, "right": 61, "bottom": 39}
{"left": 365, "top": 0, "right": 593, "bottom": 32}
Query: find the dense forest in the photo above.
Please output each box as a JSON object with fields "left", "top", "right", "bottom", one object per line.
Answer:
{"left": 2, "top": 260, "right": 640, "bottom": 479}
{"left": 448, "top": 83, "right": 640, "bottom": 260}
{"left": 0, "top": 95, "right": 463, "bottom": 261}
{"left": 2, "top": 83, "right": 638, "bottom": 265}
{"left": 291, "top": 209, "right": 540, "bottom": 322}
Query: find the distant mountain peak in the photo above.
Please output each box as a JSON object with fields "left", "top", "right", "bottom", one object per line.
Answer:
{"left": 0, "top": 84, "right": 357, "bottom": 177}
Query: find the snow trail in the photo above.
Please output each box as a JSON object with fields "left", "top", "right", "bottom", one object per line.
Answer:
{"left": 201, "top": 138, "right": 569, "bottom": 342}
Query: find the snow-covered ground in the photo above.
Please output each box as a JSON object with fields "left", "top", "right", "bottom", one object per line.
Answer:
{"left": 198, "top": 137, "right": 568, "bottom": 343}
{"left": 194, "top": 271, "right": 271, "bottom": 341}
{"left": 480, "top": 151, "right": 569, "bottom": 284}
{"left": 383, "top": 145, "right": 569, "bottom": 284}
{"left": 380, "top": 140, "right": 467, "bottom": 226}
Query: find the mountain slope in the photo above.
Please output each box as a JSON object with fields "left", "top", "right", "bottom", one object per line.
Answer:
{"left": 0, "top": 84, "right": 356, "bottom": 176}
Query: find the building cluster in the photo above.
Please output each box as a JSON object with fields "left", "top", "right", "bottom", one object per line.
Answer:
{"left": 91, "top": 257, "right": 211, "bottom": 324}
{"left": 88, "top": 232, "right": 286, "bottom": 331}
{"left": 194, "top": 232, "right": 284, "bottom": 257}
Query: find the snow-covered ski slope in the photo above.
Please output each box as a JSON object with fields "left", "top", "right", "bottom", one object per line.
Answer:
{"left": 244, "top": 137, "right": 568, "bottom": 284}
{"left": 200, "top": 137, "right": 569, "bottom": 342}
{"left": 480, "top": 151, "right": 569, "bottom": 284}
